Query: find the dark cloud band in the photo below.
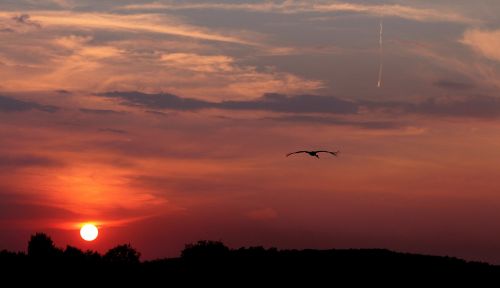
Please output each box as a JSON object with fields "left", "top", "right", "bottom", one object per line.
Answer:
{"left": 0, "top": 95, "right": 59, "bottom": 113}
{"left": 100, "top": 91, "right": 500, "bottom": 119}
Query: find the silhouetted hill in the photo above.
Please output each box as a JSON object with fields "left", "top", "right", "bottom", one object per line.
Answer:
{"left": 1, "top": 235, "right": 499, "bottom": 286}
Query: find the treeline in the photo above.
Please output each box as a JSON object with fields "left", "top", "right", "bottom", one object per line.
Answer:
{"left": 1, "top": 233, "right": 140, "bottom": 265}
{"left": 1, "top": 233, "right": 499, "bottom": 285}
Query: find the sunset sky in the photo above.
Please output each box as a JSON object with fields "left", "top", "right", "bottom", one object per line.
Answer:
{"left": 1, "top": 0, "right": 500, "bottom": 263}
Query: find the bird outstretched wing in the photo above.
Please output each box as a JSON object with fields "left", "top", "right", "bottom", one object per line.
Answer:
{"left": 316, "top": 150, "right": 340, "bottom": 156}
{"left": 286, "top": 151, "right": 309, "bottom": 157}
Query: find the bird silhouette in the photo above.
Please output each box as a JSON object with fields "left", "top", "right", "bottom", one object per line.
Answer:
{"left": 286, "top": 150, "right": 339, "bottom": 158}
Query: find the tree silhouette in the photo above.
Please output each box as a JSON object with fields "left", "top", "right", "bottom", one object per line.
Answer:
{"left": 64, "top": 245, "right": 85, "bottom": 258}
{"left": 63, "top": 245, "right": 102, "bottom": 268}
{"left": 181, "top": 240, "right": 230, "bottom": 259}
{"left": 27, "top": 233, "right": 61, "bottom": 258}
{"left": 104, "top": 244, "right": 140, "bottom": 265}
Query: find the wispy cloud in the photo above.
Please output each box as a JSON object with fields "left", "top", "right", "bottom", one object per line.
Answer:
{"left": 461, "top": 29, "right": 500, "bottom": 62}
{"left": 161, "top": 53, "right": 234, "bottom": 73}
{"left": 0, "top": 27, "right": 320, "bottom": 96}
{"left": 310, "top": 2, "right": 476, "bottom": 23}
{"left": 399, "top": 39, "right": 500, "bottom": 91}
{"left": 121, "top": 1, "right": 476, "bottom": 24}
{"left": 0, "top": 13, "right": 42, "bottom": 33}
{"left": 12, "top": 14, "right": 41, "bottom": 28}
{"left": 0, "top": 11, "right": 255, "bottom": 45}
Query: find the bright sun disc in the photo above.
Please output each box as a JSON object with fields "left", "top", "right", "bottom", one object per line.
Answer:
{"left": 80, "top": 224, "right": 98, "bottom": 241}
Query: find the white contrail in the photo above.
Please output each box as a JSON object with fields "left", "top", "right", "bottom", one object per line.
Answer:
{"left": 377, "top": 19, "right": 383, "bottom": 88}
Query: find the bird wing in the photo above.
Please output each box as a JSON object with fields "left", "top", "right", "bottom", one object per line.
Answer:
{"left": 316, "top": 150, "right": 339, "bottom": 156}
{"left": 286, "top": 151, "right": 309, "bottom": 157}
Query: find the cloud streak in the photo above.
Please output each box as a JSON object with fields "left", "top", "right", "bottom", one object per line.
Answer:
{"left": 0, "top": 95, "right": 59, "bottom": 113}
{"left": 100, "top": 91, "right": 500, "bottom": 119}
{"left": 101, "top": 91, "right": 359, "bottom": 114}
{"left": 0, "top": 200, "right": 79, "bottom": 221}
{"left": 121, "top": 1, "right": 476, "bottom": 24}
{"left": 0, "top": 155, "right": 63, "bottom": 169}
{"left": 433, "top": 80, "right": 475, "bottom": 91}
{"left": 0, "top": 11, "right": 254, "bottom": 45}
{"left": 79, "top": 108, "right": 126, "bottom": 115}
{"left": 98, "top": 128, "right": 128, "bottom": 134}
{"left": 265, "top": 115, "right": 402, "bottom": 130}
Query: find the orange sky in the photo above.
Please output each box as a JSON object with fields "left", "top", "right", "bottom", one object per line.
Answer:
{"left": 1, "top": 0, "right": 500, "bottom": 263}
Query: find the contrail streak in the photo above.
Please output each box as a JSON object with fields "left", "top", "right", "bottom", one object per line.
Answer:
{"left": 377, "top": 19, "right": 383, "bottom": 88}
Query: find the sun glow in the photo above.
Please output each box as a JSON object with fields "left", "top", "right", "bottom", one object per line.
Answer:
{"left": 80, "top": 224, "right": 99, "bottom": 241}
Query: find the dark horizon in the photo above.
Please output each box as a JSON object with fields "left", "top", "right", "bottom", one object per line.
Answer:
{"left": 2, "top": 232, "right": 500, "bottom": 285}
{"left": 3, "top": 231, "right": 498, "bottom": 265}
{"left": 3, "top": 230, "right": 499, "bottom": 266}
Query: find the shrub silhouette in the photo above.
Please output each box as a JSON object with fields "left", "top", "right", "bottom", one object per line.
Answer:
{"left": 64, "top": 245, "right": 85, "bottom": 258}
{"left": 104, "top": 244, "right": 140, "bottom": 265}
{"left": 27, "top": 233, "right": 62, "bottom": 258}
{"left": 181, "top": 240, "right": 229, "bottom": 259}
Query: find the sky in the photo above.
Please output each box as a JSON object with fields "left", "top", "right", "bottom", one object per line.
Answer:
{"left": 1, "top": 0, "right": 500, "bottom": 263}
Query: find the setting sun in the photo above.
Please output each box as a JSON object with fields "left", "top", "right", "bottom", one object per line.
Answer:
{"left": 80, "top": 224, "right": 98, "bottom": 241}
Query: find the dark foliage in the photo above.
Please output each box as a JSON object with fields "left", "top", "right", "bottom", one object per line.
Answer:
{"left": 104, "top": 243, "right": 141, "bottom": 265}
{"left": 1, "top": 233, "right": 500, "bottom": 286}
{"left": 27, "top": 233, "right": 62, "bottom": 258}
{"left": 181, "top": 240, "right": 230, "bottom": 259}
